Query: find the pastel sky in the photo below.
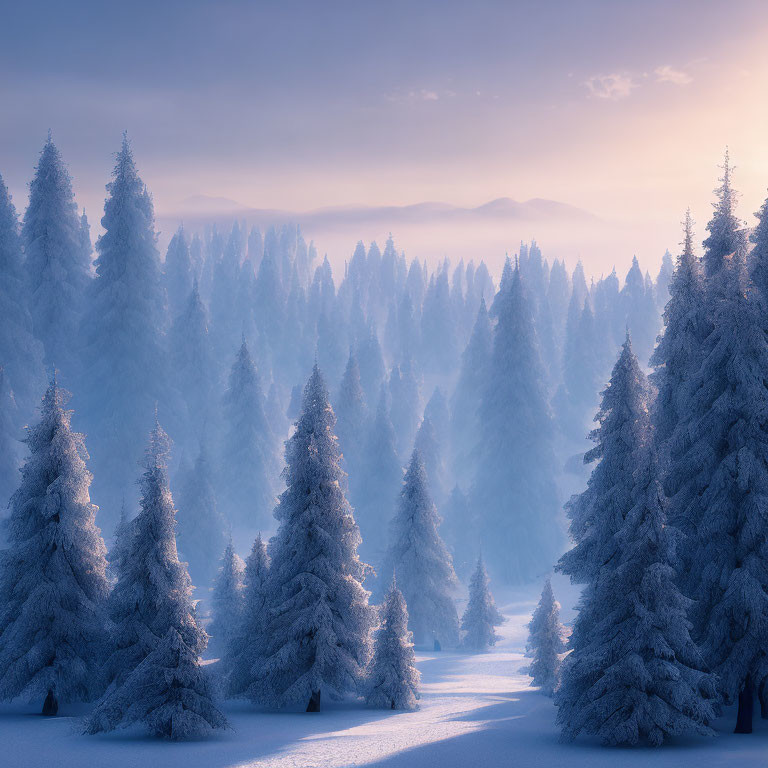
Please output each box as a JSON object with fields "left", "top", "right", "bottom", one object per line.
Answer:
{"left": 2, "top": 0, "right": 768, "bottom": 275}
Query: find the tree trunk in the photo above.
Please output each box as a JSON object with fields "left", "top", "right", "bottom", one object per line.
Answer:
{"left": 735, "top": 677, "right": 754, "bottom": 734}
{"left": 306, "top": 689, "right": 321, "bottom": 712}
{"left": 42, "top": 689, "right": 58, "bottom": 717}
{"left": 433, "top": 639, "right": 441, "bottom": 652}
{"left": 760, "top": 681, "right": 768, "bottom": 720}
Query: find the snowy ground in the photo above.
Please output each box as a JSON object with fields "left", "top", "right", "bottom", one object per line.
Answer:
{"left": 2, "top": 583, "right": 767, "bottom": 767}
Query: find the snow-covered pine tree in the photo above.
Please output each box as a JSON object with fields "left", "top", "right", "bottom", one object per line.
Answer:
{"left": 85, "top": 627, "right": 227, "bottom": 740}
{"left": 385, "top": 450, "right": 459, "bottom": 648}
{"left": 102, "top": 420, "right": 206, "bottom": 690}
{"left": 0, "top": 368, "right": 20, "bottom": 507}
{"left": 703, "top": 149, "right": 743, "bottom": 280}
{"left": 169, "top": 278, "right": 219, "bottom": 443}
{"left": 22, "top": 135, "right": 90, "bottom": 379}
{"left": 366, "top": 576, "right": 420, "bottom": 711}
{"left": 525, "top": 579, "right": 565, "bottom": 695}
{"left": 220, "top": 338, "right": 277, "bottom": 531}
{"left": 472, "top": 262, "right": 560, "bottom": 583}
{"left": 556, "top": 339, "right": 718, "bottom": 745}
{"left": 0, "top": 172, "right": 44, "bottom": 421}
{"left": 668, "top": 247, "right": 768, "bottom": 733}
{"left": 451, "top": 298, "right": 491, "bottom": 485}
{"left": 413, "top": 415, "right": 448, "bottom": 504}
{"left": 163, "top": 226, "right": 193, "bottom": 320}
{"left": 558, "top": 335, "right": 647, "bottom": 586}
{"left": 79, "top": 135, "right": 169, "bottom": 519}
{"left": 650, "top": 210, "right": 708, "bottom": 454}
{"left": 106, "top": 499, "right": 133, "bottom": 582}
{"left": 389, "top": 358, "right": 421, "bottom": 459}
{"left": 175, "top": 444, "right": 226, "bottom": 591}
{"left": 0, "top": 377, "right": 109, "bottom": 715}
{"left": 460, "top": 556, "right": 504, "bottom": 652}
{"left": 207, "top": 541, "right": 245, "bottom": 658}
{"left": 334, "top": 349, "right": 367, "bottom": 482}
{"left": 351, "top": 386, "right": 402, "bottom": 568}
{"left": 356, "top": 324, "right": 386, "bottom": 412}
{"left": 225, "top": 533, "right": 270, "bottom": 698}
{"left": 251, "top": 366, "right": 375, "bottom": 711}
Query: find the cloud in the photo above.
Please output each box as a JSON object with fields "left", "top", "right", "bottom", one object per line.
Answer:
{"left": 654, "top": 65, "right": 693, "bottom": 85}
{"left": 583, "top": 73, "right": 637, "bottom": 100}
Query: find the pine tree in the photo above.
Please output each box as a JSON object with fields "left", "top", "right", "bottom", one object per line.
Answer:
{"left": 352, "top": 386, "right": 403, "bottom": 568}
{"left": 226, "top": 533, "right": 270, "bottom": 698}
{"left": 525, "top": 579, "right": 565, "bottom": 695}
{"left": 451, "top": 298, "right": 491, "bottom": 485}
{"left": 703, "top": 149, "right": 743, "bottom": 279}
{"left": 220, "top": 339, "right": 276, "bottom": 531}
{"left": 366, "top": 577, "right": 420, "bottom": 711}
{"left": 207, "top": 542, "right": 245, "bottom": 658}
{"left": 22, "top": 135, "right": 90, "bottom": 379}
{"left": 386, "top": 451, "right": 459, "bottom": 648}
{"left": 163, "top": 226, "right": 193, "bottom": 320}
{"left": 556, "top": 340, "right": 717, "bottom": 745}
{"left": 169, "top": 279, "right": 219, "bottom": 442}
{"left": 558, "top": 336, "right": 647, "bottom": 586}
{"left": 460, "top": 556, "right": 504, "bottom": 652}
{"left": 413, "top": 416, "right": 447, "bottom": 504}
{"left": 620, "top": 256, "right": 659, "bottom": 365}
{"left": 79, "top": 135, "right": 169, "bottom": 518}
{"left": 472, "top": 263, "right": 560, "bottom": 583}
{"left": 334, "top": 349, "right": 367, "bottom": 481}
{"left": 389, "top": 359, "right": 421, "bottom": 459}
{"left": 251, "top": 366, "right": 375, "bottom": 711}
{"left": 0, "top": 172, "right": 44, "bottom": 420}
{"left": 103, "top": 420, "right": 206, "bottom": 690}
{"left": 667, "top": 249, "right": 768, "bottom": 733}
{"left": 106, "top": 499, "right": 133, "bottom": 582}
{"left": 0, "top": 378, "right": 109, "bottom": 714}
{"left": 85, "top": 627, "right": 227, "bottom": 740}
{"left": 0, "top": 368, "right": 20, "bottom": 508}
{"left": 750, "top": 190, "right": 768, "bottom": 304}
{"left": 175, "top": 444, "right": 227, "bottom": 594}
{"left": 650, "top": 211, "right": 708, "bottom": 452}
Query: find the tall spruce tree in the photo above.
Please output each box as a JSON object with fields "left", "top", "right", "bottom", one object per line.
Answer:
{"left": 385, "top": 451, "right": 459, "bottom": 648}
{"left": 102, "top": 420, "right": 206, "bottom": 690}
{"left": 220, "top": 339, "right": 276, "bottom": 531}
{"left": 79, "top": 136, "right": 169, "bottom": 519}
{"left": 0, "top": 378, "right": 109, "bottom": 715}
{"left": 175, "top": 444, "right": 227, "bottom": 592}
{"left": 23, "top": 136, "right": 90, "bottom": 379}
{"left": 366, "top": 576, "right": 420, "bottom": 711}
{"left": 163, "top": 226, "right": 193, "bottom": 320}
{"left": 207, "top": 542, "right": 245, "bottom": 658}
{"left": 0, "top": 172, "right": 44, "bottom": 420}
{"left": 451, "top": 298, "right": 491, "bottom": 485}
{"left": 169, "top": 279, "right": 219, "bottom": 443}
{"left": 556, "top": 339, "right": 717, "bottom": 745}
{"left": 650, "top": 211, "right": 708, "bottom": 453}
{"left": 352, "top": 386, "right": 403, "bottom": 568}
{"left": 667, "top": 249, "right": 768, "bottom": 733}
{"left": 460, "top": 556, "right": 504, "bottom": 652}
{"left": 472, "top": 263, "right": 560, "bottom": 583}
{"left": 226, "top": 533, "right": 270, "bottom": 698}
{"left": 525, "top": 579, "right": 565, "bottom": 695}
{"left": 251, "top": 366, "right": 375, "bottom": 711}
{"left": 334, "top": 349, "right": 367, "bottom": 482}
{"left": 703, "top": 149, "right": 743, "bottom": 279}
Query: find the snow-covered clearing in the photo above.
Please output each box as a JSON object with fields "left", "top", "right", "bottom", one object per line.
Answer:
{"left": 2, "top": 584, "right": 766, "bottom": 767}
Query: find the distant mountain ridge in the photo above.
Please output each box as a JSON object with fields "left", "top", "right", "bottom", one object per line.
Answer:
{"left": 162, "top": 195, "right": 598, "bottom": 229}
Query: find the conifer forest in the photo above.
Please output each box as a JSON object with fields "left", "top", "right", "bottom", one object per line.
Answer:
{"left": 2, "top": 2, "right": 768, "bottom": 766}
